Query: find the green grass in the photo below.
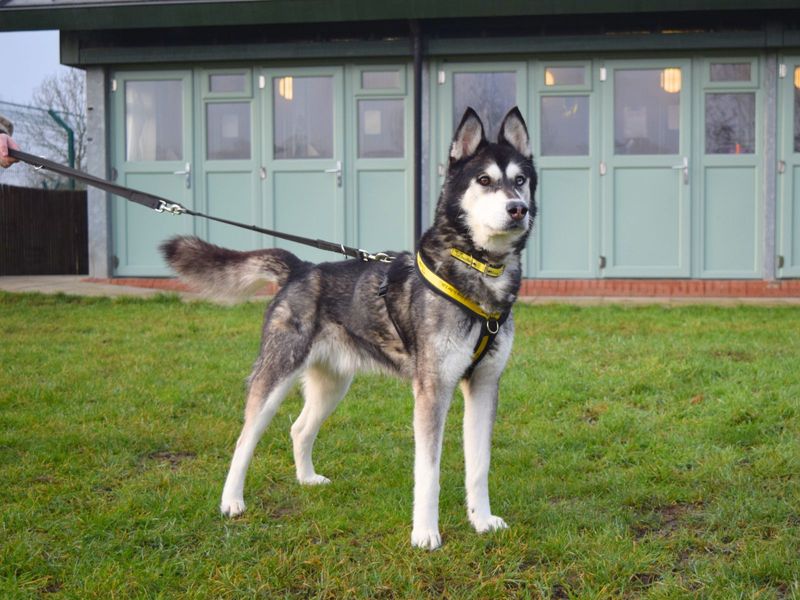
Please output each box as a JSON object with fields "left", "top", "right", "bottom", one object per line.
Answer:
{"left": 1, "top": 291, "right": 798, "bottom": 599}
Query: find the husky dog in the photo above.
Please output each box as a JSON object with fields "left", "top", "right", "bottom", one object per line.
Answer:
{"left": 161, "top": 107, "right": 536, "bottom": 549}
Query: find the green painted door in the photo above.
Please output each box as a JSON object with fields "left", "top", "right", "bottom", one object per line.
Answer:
{"left": 531, "top": 61, "right": 598, "bottom": 278}
{"left": 433, "top": 62, "right": 528, "bottom": 224}
{"left": 600, "top": 59, "right": 692, "bottom": 277}
{"left": 347, "top": 65, "right": 414, "bottom": 255}
{"left": 697, "top": 57, "right": 761, "bottom": 278}
{"left": 778, "top": 57, "right": 800, "bottom": 278}
{"left": 199, "top": 68, "right": 261, "bottom": 252}
{"left": 262, "top": 67, "right": 345, "bottom": 264}
{"left": 111, "top": 71, "right": 195, "bottom": 276}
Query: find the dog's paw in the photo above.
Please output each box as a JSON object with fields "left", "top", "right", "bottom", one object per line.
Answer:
{"left": 411, "top": 528, "right": 442, "bottom": 550}
{"left": 298, "top": 474, "right": 331, "bottom": 486}
{"left": 471, "top": 514, "right": 508, "bottom": 533}
{"left": 220, "top": 497, "right": 246, "bottom": 517}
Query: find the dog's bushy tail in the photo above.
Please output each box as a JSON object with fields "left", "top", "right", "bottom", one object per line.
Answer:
{"left": 160, "top": 235, "right": 308, "bottom": 297}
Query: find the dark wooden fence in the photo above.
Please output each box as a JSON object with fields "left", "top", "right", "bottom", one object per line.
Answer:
{"left": 0, "top": 184, "right": 88, "bottom": 275}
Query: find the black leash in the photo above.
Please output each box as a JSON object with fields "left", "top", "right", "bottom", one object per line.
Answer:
{"left": 8, "top": 148, "right": 395, "bottom": 263}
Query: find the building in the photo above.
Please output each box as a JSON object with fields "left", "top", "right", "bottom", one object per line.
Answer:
{"left": 3, "top": 0, "right": 800, "bottom": 291}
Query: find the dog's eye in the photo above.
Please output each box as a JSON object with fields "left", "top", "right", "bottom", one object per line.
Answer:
{"left": 477, "top": 175, "right": 491, "bottom": 187}
{"left": 515, "top": 175, "right": 526, "bottom": 186}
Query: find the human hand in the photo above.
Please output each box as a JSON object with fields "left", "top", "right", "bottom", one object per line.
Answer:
{"left": 0, "top": 133, "right": 19, "bottom": 168}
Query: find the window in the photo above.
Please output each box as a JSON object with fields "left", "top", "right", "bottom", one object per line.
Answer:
{"left": 206, "top": 102, "right": 251, "bottom": 160}
{"left": 614, "top": 69, "right": 680, "bottom": 155}
{"left": 705, "top": 92, "right": 755, "bottom": 154}
{"left": 358, "top": 99, "right": 404, "bottom": 158}
{"left": 273, "top": 76, "right": 333, "bottom": 159}
{"left": 540, "top": 96, "right": 589, "bottom": 156}
{"left": 125, "top": 80, "right": 183, "bottom": 161}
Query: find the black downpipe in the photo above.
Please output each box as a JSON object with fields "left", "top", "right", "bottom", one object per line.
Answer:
{"left": 410, "top": 20, "right": 423, "bottom": 245}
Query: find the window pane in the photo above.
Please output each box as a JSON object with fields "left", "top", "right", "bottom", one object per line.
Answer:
{"left": 207, "top": 102, "right": 251, "bottom": 160}
{"left": 705, "top": 92, "right": 755, "bottom": 154}
{"left": 794, "top": 68, "right": 800, "bottom": 153}
{"left": 453, "top": 72, "right": 516, "bottom": 140}
{"left": 358, "top": 99, "right": 404, "bottom": 158}
{"left": 544, "top": 67, "right": 584, "bottom": 86}
{"left": 540, "top": 96, "right": 589, "bottom": 156}
{"left": 273, "top": 76, "right": 333, "bottom": 159}
{"left": 614, "top": 69, "right": 680, "bottom": 155}
{"left": 209, "top": 73, "right": 246, "bottom": 93}
{"left": 361, "top": 70, "right": 400, "bottom": 89}
{"left": 710, "top": 63, "right": 751, "bottom": 82}
{"left": 125, "top": 80, "right": 183, "bottom": 161}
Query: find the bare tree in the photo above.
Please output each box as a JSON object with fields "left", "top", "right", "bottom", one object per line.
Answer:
{"left": 23, "top": 69, "right": 87, "bottom": 189}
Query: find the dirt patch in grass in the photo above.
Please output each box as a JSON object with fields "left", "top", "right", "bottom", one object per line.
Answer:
{"left": 143, "top": 450, "right": 197, "bottom": 470}
{"left": 631, "top": 501, "right": 704, "bottom": 539}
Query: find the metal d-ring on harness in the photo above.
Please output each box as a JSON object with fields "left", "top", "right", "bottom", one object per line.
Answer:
{"left": 8, "top": 148, "right": 395, "bottom": 264}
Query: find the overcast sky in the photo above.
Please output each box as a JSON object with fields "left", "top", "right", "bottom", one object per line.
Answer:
{"left": 0, "top": 30, "right": 75, "bottom": 106}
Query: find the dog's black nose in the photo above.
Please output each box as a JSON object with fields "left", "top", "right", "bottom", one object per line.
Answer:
{"left": 507, "top": 201, "right": 529, "bottom": 221}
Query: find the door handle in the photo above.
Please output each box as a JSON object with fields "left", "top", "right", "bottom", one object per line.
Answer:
{"left": 324, "top": 160, "right": 342, "bottom": 188}
{"left": 671, "top": 156, "right": 688, "bottom": 185}
{"left": 173, "top": 162, "right": 191, "bottom": 189}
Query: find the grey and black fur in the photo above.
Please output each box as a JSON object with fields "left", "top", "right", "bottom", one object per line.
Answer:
{"left": 160, "top": 107, "right": 536, "bottom": 549}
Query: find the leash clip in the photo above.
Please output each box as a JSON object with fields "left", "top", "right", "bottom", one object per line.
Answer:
{"left": 357, "top": 249, "right": 395, "bottom": 263}
{"left": 155, "top": 200, "right": 187, "bottom": 215}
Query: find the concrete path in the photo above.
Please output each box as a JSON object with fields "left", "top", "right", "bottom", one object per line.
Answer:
{"left": 1, "top": 275, "right": 798, "bottom": 305}
{"left": 0, "top": 276, "right": 201, "bottom": 299}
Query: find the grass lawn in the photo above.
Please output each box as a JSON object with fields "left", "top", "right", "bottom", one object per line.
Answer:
{"left": 1, "top": 291, "right": 798, "bottom": 598}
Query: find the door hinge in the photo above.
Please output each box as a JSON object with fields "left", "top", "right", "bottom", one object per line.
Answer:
{"left": 778, "top": 160, "right": 786, "bottom": 174}
{"left": 600, "top": 67, "right": 607, "bottom": 82}
{"left": 777, "top": 255, "right": 785, "bottom": 269}
{"left": 110, "top": 167, "right": 118, "bottom": 181}
{"left": 779, "top": 64, "right": 788, "bottom": 79}
{"left": 258, "top": 75, "right": 266, "bottom": 89}
{"left": 599, "top": 160, "right": 607, "bottom": 176}
{"left": 437, "top": 70, "right": 446, "bottom": 85}
{"left": 437, "top": 163, "right": 446, "bottom": 177}
{"left": 599, "top": 256, "right": 607, "bottom": 270}
{"left": 111, "top": 79, "right": 117, "bottom": 92}
{"left": 259, "top": 167, "right": 267, "bottom": 180}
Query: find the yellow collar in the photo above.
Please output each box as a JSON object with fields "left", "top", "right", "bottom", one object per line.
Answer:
{"left": 415, "top": 252, "right": 502, "bottom": 322}
{"left": 450, "top": 248, "right": 505, "bottom": 277}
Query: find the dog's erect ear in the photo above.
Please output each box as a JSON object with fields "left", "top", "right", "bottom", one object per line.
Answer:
{"left": 498, "top": 107, "right": 532, "bottom": 158}
{"left": 450, "top": 107, "right": 486, "bottom": 162}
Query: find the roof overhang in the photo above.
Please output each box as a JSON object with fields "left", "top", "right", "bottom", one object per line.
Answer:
{"left": 2, "top": 0, "right": 800, "bottom": 32}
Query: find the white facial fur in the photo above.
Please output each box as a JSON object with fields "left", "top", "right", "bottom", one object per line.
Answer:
{"left": 460, "top": 160, "right": 531, "bottom": 255}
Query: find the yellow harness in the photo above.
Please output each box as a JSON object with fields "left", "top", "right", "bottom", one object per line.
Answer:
{"left": 415, "top": 251, "right": 510, "bottom": 374}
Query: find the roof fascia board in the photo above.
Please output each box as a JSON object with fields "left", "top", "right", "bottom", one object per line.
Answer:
{"left": 4, "top": 0, "right": 800, "bottom": 31}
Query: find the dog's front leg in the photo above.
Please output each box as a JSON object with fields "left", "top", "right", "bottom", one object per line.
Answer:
{"left": 460, "top": 372, "right": 508, "bottom": 534}
{"left": 410, "top": 377, "right": 454, "bottom": 550}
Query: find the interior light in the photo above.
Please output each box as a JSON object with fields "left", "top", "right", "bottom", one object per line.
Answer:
{"left": 660, "top": 68, "right": 682, "bottom": 94}
{"left": 278, "top": 77, "right": 293, "bottom": 100}
{"left": 794, "top": 67, "right": 800, "bottom": 90}
{"left": 545, "top": 69, "right": 555, "bottom": 86}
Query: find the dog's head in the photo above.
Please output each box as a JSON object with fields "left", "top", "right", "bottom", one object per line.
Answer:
{"left": 441, "top": 107, "right": 537, "bottom": 258}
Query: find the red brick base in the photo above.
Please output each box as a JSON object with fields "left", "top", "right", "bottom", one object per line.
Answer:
{"left": 84, "top": 277, "right": 800, "bottom": 298}
{"left": 519, "top": 279, "right": 800, "bottom": 298}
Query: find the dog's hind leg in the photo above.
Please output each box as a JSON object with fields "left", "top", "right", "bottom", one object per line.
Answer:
{"left": 220, "top": 364, "right": 300, "bottom": 517}
{"left": 291, "top": 364, "right": 352, "bottom": 485}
